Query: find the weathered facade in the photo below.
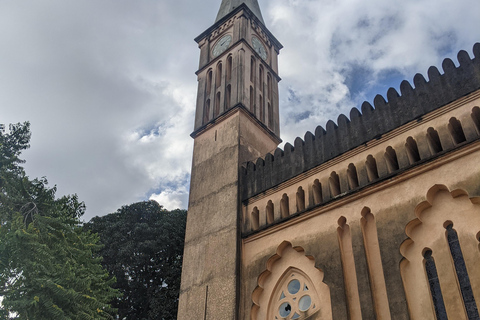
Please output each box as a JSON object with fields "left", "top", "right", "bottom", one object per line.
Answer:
{"left": 178, "top": 1, "right": 480, "bottom": 319}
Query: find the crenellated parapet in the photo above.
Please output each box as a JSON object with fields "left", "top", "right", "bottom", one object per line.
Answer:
{"left": 241, "top": 43, "right": 480, "bottom": 201}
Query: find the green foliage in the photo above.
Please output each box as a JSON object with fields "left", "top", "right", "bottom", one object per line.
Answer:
{"left": 84, "top": 201, "right": 187, "bottom": 320}
{"left": 0, "top": 122, "right": 120, "bottom": 319}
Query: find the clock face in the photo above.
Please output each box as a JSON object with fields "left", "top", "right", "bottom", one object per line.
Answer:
{"left": 212, "top": 34, "right": 232, "bottom": 58}
{"left": 252, "top": 36, "right": 267, "bottom": 60}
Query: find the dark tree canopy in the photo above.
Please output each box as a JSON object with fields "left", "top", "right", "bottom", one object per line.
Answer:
{"left": 0, "top": 122, "right": 120, "bottom": 319}
{"left": 84, "top": 200, "right": 187, "bottom": 320}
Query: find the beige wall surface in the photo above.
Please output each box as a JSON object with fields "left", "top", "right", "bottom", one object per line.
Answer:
{"left": 241, "top": 93, "right": 480, "bottom": 319}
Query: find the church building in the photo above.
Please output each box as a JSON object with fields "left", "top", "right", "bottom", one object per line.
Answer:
{"left": 178, "top": 0, "right": 480, "bottom": 319}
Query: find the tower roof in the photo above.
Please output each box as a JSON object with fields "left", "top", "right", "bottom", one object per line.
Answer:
{"left": 216, "top": 0, "right": 265, "bottom": 25}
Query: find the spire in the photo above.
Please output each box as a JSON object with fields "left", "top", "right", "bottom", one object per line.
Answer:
{"left": 215, "top": 0, "right": 265, "bottom": 25}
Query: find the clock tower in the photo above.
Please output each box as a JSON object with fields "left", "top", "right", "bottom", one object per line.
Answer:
{"left": 177, "top": 0, "right": 282, "bottom": 319}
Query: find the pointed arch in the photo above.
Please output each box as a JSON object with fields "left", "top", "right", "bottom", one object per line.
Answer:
{"left": 400, "top": 185, "right": 480, "bottom": 320}
{"left": 251, "top": 241, "right": 332, "bottom": 320}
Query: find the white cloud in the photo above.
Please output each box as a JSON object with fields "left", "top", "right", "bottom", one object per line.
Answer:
{"left": 0, "top": 0, "right": 478, "bottom": 220}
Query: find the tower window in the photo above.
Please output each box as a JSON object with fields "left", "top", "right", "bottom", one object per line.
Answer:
{"left": 215, "top": 92, "right": 221, "bottom": 117}
{"left": 347, "top": 163, "right": 359, "bottom": 190}
{"left": 259, "top": 94, "right": 264, "bottom": 122}
{"left": 280, "top": 194, "right": 289, "bottom": 218}
{"left": 312, "top": 179, "right": 322, "bottom": 205}
{"left": 267, "top": 73, "right": 272, "bottom": 100}
{"left": 227, "top": 55, "right": 232, "bottom": 82}
{"left": 259, "top": 65, "right": 264, "bottom": 94}
{"left": 424, "top": 250, "right": 448, "bottom": 320}
{"left": 268, "top": 103, "right": 273, "bottom": 129}
{"left": 203, "top": 99, "right": 210, "bottom": 125}
{"left": 329, "top": 172, "right": 340, "bottom": 197}
{"left": 296, "top": 187, "right": 305, "bottom": 212}
{"left": 206, "top": 69, "right": 213, "bottom": 95}
{"left": 365, "top": 155, "right": 379, "bottom": 182}
{"left": 266, "top": 200, "right": 274, "bottom": 224}
{"left": 225, "top": 85, "right": 231, "bottom": 110}
{"left": 216, "top": 62, "right": 222, "bottom": 89}
{"left": 251, "top": 207, "right": 259, "bottom": 231}
{"left": 250, "top": 57, "right": 255, "bottom": 83}
{"left": 250, "top": 86, "right": 255, "bottom": 114}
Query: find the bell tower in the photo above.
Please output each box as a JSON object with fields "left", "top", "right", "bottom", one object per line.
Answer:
{"left": 178, "top": 1, "right": 282, "bottom": 319}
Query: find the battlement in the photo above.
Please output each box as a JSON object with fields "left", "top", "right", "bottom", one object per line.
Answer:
{"left": 241, "top": 43, "right": 480, "bottom": 200}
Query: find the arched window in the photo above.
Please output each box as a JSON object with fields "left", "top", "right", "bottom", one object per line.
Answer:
{"left": 424, "top": 250, "right": 448, "bottom": 320}
{"left": 384, "top": 147, "right": 399, "bottom": 173}
{"left": 215, "top": 92, "right": 221, "bottom": 117}
{"left": 312, "top": 179, "right": 322, "bottom": 205}
{"left": 203, "top": 99, "right": 210, "bottom": 125}
{"left": 280, "top": 194, "right": 289, "bottom": 219}
{"left": 405, "top": 137, "right": 421, "bottom": 164}
{"left": 296, "top": 187, "right": 305, "bottom": 212}
{"left": 250, "top": 56, "right": 255, "bottom": 83}
{"left": 365, "top": 155, "right": 379, "bottom": 182}
{"left": 268, "top": 103, "right": 273, "bottom": 129}
{"left": 427, "top": 127, "right": 443, "bottom": 154}
{"left": 329, "top": 172, "right": 340, "bottom": 197}
{"left": 251, "top": 207, "right": 259, "bottom": 231}
{"left": 259, "top": 65, "right": 264, "bottom": 95}
{"left": 225, "top": 84, "right": 231, "bottom": 110}
{"left": 226, "top": 55, "right": 232, "bottom": 81}
{"left": 347, "top": 163, "right": 359, "bottom": 190}
{"left": 215, "top": 62, "right": 222, "bottom": 89}
{"left": 267, "top": 73, "right": 272, "bottom": 100}
{"left": 250, "top": 86, "right": 255, "bottom": 114}
{"left": 266, "top": 200, "right": 274, "bottom": 224}
{"left": 448, "top": 117, "right": 466, "bottom": 144}
{"left": 259, "top": 94, "right": 264, "bottom": 122}
{"left": 206, "top": 69, "right": 213, "bottom": 95}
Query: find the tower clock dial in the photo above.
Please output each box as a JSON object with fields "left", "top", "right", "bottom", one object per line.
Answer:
{"left": 212, "top": 34, "right": 232, "bottom": 57}
{"left": 252, "top": 36, "right": 267, "bottom": 60}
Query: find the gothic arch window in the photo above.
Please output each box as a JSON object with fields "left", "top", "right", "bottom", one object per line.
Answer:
{"left": 312, "top": 179, "right": 322, "bottom": 205}
{"left": 448, "top": 117, "right": 467, "bottom": 144}
{"left": 384, "top": 146, "right": 399, "bottom": 173}
{"left": 250, "top": 86, "right": 255, "bottom": 114}
{"left": 251, "top": 207, "right": 259, "bottom": 231}
{"left": 426, "top": 127, "right": 443, "bottom": 154}
{"left": 266, "top": 200, "right": 274, "bottom": 224}
{"left": 365, "top": 155, "right": 379, "bottom": 182}
{"left": 347, "top": 163, "right": 359, "bottom": 190}
{"left": 215, "top": 62, "right": 222, "bottom": 89}
{"left": 206, "top": 69, "right": 213, "bottom": 95}
{"left": 215, "top": 92, "right": 221, "bottom": 117}
{"left": 280, "top": 194, "right": 289, "bottom": 219}
{"left": 405, "top": 136, "right": 421, "bottom": 164}
{"left": 267, "top": 73, "right": 272, "bottom": 100}
{"left": 203, "top": 99, "right": 210, "bottom": 125}
{"left": 250, "top": 56, "right": 256, "bottom": 83}
{"left": 251, "top": 242, "right": 333, "bottom": 320}
{"left": 268, "top": 102, "right": 273, "bottom": 129}
{"left": 226, "top": 55, "right": 233, "bottom": 81}
{"left": 259, "top": 94, "right": 264, "bottom": 122}
{"left": 329, "top": 171, "right": 340, "bottom": 197}
{"left": 400, "top": 185, "right": 480, "bottom": 319}
{"left": 296, "top": 187, "right": 305, "bottom": 212}
{"left": 225, "top": 84, "right": 231, "bottom": 110}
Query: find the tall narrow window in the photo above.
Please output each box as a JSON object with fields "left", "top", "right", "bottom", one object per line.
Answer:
{"left": 225, "top": 85, "right": 231, "bottom": 110}
{"left": 267, "top": 74, "right": 272, "bottom": 100}
{"left": 251, "top": 207, "right": 259, "bottom": 231}
{"left": 259, "top": 65, "right": 264, "bottom": 94}
{"left": 427, "top": 127, "right": 443, "bottom": 154}
{"left": 365, "top": 155, "right": 379, "bottom": 182}
{"left": 206, "top": 69, "right": 213, "bottom": 95}
{"left": 472, "top": 107, "right": 480, "bottom": 133}
{"left": 424, "top": 250, "right": 448, "bottom": 320}
{"left": 405, "top": 137, "right": 421, "bottom": 164}
{"left": 215, "top": 92, "right": 221, "bottom": 117}
{"left": 347, "top": 163, "right": 359, "bottom": 190}
{"left": 216, "top": 62, "right": 222, "bottom": 89}
{"left": 259, "top": 95, "right": 264, "bottom": 122}
{"left": 203, "top": 99, "right": 210, "bottom": 124}
{"left": 250, "top": 57, "right": 255, "bottom": 83}
{"left": 250, "top": 86, "right": 255, "bottom": 113}
{"left": 448, "top": 117, "right": 467, "bottom": 144}
{"left": 268, "top": 103, "right": 273, "bottom": 129}
{"left": 445, "top": 224, "right": 479, "bottom": 319}
{"left": 227, "top": 55, "right": 232, "bottom": 81}
{"left": 329, "top": 172, "right": 341, "bottom": 197}
{"left": 280, "top": 194, "right": 289, "bottom": 219}
{"left": 312, "top": 179, "right": 322, "bottom": 205}
{"left": 296, "top": 187, "right": 305, "bottom": 212}
{"left": 384, "top": 146, "right": 399, "bottom": 173}
{"left": 266, "top": 200, "right": 274, "bottom": 224}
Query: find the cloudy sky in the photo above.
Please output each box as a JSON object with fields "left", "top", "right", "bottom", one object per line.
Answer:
{"left": 1, "top": 0, "right": 479, "bottom": 221}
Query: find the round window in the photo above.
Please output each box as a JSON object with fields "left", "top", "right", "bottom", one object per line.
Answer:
{"left": 279, "top": 302, "right": 291, "bottom": 318}
{"left": 298, "top": 295, "right": 312, "bottom": 312}
{"left": 287, "top": 279, "right": 300, "bottom": 294}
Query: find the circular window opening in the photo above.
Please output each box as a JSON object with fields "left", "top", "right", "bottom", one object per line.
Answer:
{"left": 287, "top": 279, "right": 301, "bottom": 294}
{"left": 298, "top": 295, "right": 312, "bottom": 312}
{"left": 279, "top": 302, "right": 291, "bottom": 318}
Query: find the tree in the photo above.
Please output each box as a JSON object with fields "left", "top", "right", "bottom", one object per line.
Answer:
{"left": 0, "top": 122, "right": 120, "bottom": 319}
{"left": 84, "top": 201, "right": 187, "bottom": 320}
